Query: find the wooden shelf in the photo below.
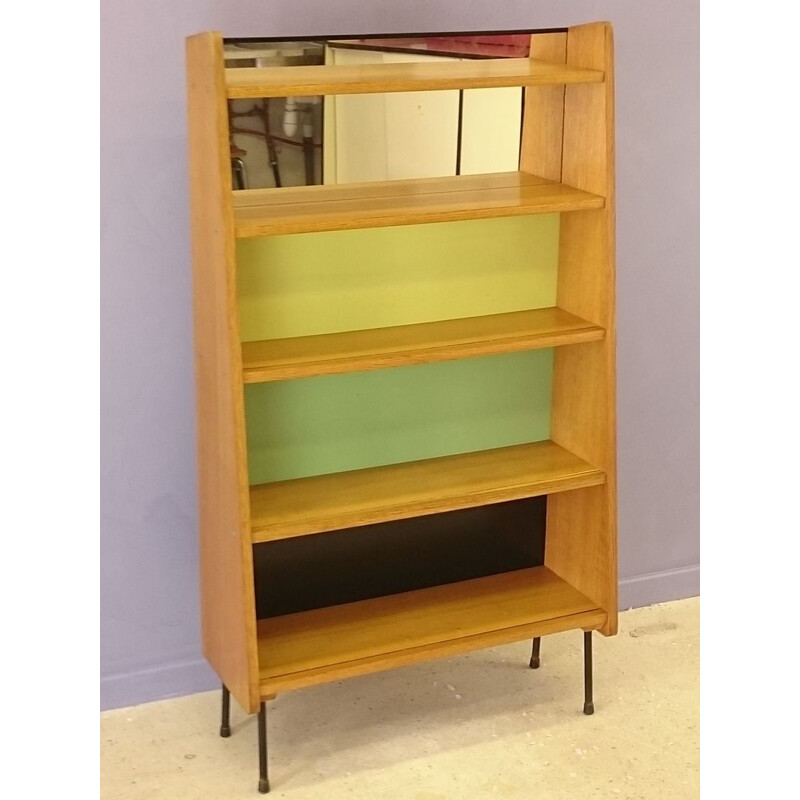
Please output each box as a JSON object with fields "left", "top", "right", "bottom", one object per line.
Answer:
{"left": 257, "top": 566, "right": 606, "bottom": 693}
{"left": 233, "top": 171, "right": 604, "bottom": 237}
{"left": 242, "top": 307, "right": 604, "bottom": 383}
{"left": 226, "top": 57, "right": 604, "bottom": 99}
{"left": 249, "top": 440, "right": 605, "bottom": 542}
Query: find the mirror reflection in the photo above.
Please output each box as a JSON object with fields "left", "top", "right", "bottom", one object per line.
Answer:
{"left": 224, "top": 35, "right": 531, "bottom": 190}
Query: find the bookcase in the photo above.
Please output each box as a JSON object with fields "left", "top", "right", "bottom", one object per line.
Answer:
{"left": 187, "top": 21, "right": 615, "bottom": 793}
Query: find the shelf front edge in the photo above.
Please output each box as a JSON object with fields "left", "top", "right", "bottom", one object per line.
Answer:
{"left": 242, "top": 308, "right": 605, "bottom": 383}
{"left": 226, "top": 58, "right": 604, "bottom": 99}
{"left": 233, "top": 172, "right": 604, "bottom": 237}
{"left": 250, "top": 441, "right": 605, "bottom": 543}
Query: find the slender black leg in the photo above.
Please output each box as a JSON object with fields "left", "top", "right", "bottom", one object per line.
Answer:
{"left": 258, "top": 702, "right": 270, "bottom": 794}
{"left": 220, "top": 684, "right": 231, "bottom": 738}
{"left": 529, "top": 637, "right": 541, "bottom": 669}
{"left": 583, "top": 631, "right": 594, "bottom": 715}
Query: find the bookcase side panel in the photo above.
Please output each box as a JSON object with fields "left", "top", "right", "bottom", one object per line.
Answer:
{"left": 187, "top": 31, "right": 260, "bottom": 711}
{"left": 545, "top": 22, "right": 618, "bottom": 635}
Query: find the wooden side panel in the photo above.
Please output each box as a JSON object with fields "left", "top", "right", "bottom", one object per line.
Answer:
{"left": 520, "top": 32, "right": 567, "bottom": 180}
{"left": 186, "top": 32, "right": 260, "bottom": 711}
{"left": 546, "top": 22, "right": 618, "bottom": 635}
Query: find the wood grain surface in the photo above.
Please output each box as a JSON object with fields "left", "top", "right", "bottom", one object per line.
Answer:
{"left": 257, "top": 566, "right": 605, "bottom": 693}
{"left": 233, "top": 171, "right": 603, "bottom": 236}
{"left": 250, "top": 440, "right": 605, "bottom": 542}
{"left": 187, "top": 31, "right": 260, "bottom": 712}
{"left": 226, "top": 57, "right": 604, "bottom": 99}
{"left": 545, "top": 22, "right": 619, "bottom": 637}
{"left": 242, "top": 307, "right": 603, "bottom": 383}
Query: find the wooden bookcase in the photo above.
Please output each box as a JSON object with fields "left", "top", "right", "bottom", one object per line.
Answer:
{"left": 187, "top": 22, "right": 615, "bottom": 793}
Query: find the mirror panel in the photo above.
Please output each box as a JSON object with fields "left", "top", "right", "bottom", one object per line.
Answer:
{"left": 224, "top": 34, "right": 531, "bottom": 189}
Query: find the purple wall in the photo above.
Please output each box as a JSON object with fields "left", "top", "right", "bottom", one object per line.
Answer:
{"left": 101, "top": 1, "right": 699, "bottom": 710}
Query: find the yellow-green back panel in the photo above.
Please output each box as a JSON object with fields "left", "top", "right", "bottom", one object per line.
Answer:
{"left": 238, "top": 217, "right": 558, "bottom": 485}
{"left": 237, "top": 216, "right": 559, "bottom": 340}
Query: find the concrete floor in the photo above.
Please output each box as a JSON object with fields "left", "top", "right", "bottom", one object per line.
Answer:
{"left": 101, "top": 597, "right": 698, "bottom": 800}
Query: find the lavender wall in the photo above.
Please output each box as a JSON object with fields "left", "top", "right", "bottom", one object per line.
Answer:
{"left": 101, "top": 0, "right": 699, "bottom": 710}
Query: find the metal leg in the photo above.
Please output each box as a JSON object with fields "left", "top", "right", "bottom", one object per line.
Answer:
{"left": 583, "top": 631, "right": 594, "bottom": 715}
{"left": 258, "top": 702, "right": 270, "bottom": 793}
{"left": 220, "top": 684, "right": 231, "bottom": 738}
{"left": 529, "top": 637, "right": 541, "bottom": 669}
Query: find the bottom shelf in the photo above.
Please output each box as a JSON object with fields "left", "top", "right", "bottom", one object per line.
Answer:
{"left": 257, "top": 566, "right": 605, "bottom": 694}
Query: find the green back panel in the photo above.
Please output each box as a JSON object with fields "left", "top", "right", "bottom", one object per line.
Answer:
{"left": 245, "top": 350, "right": 553, "bottom": 484}
{"left": 238, "top": 216, "right": 559, "bottom": 485}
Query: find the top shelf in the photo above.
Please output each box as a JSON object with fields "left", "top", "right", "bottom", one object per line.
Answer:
{"left": 225, "top": 57, "right": 604, "bottom": 98}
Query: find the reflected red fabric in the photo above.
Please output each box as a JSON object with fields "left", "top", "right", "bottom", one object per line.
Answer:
{"left": 346, "top": 35, "right": 530, "bottom": 59}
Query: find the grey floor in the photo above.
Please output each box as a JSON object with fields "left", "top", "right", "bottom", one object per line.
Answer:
{"left": 101, "top": 597, "right": 699, "bottom": 800}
